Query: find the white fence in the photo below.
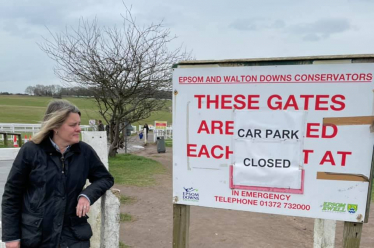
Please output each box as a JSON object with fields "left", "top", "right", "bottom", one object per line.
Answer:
{"left": 0, "top": 123, "right": 137, "bottom": 141}
{"left": 0, "top": 123, "right": 170, "bottom": 145}
{"left": 0, "top": 123, "right": 93, "bottom": 135}
{"left": 152, "top": 128, "right": 173, "bottom": 142}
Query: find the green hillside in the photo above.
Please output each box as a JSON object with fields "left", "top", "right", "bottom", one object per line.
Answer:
{"left": 0, "top": 95, "right": 172, "bottom": 126}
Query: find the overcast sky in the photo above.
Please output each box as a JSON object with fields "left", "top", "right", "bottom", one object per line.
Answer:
{"left": 0, "top": 0, "right": 374, "bottom": 93}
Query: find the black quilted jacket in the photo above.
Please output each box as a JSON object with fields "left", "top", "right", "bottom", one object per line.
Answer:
{"left": 1, "top": 138, "right": 114, "bottom": 248}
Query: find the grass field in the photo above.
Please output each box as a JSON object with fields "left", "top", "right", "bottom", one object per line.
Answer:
{"left": 109, "top": 153, "right": 166, "bottom": 186}
{"left": 119, "top": 241, "right": 130, "bottom": 248}
{"left": 119, "top": 195, "right": 136, "bottom": 204}
{"left": 165, "top": 139, "right": 173, "bottom": 147}
{"left": 120, "top": 213, "right": 133, "bottom": 222}
{"left": 0, "top": 95, "right": 172, "bottom": 126}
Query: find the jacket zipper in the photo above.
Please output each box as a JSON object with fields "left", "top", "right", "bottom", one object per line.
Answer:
{"left": 61, "top": 154, "right": 65, "bottom": 174}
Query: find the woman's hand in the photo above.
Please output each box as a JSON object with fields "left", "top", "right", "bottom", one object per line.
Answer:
{"left": 5, "top": 241, "right": 20, "bottom": 248}
{"left": 76, "top": 196, "right": 90, "bottom": 218}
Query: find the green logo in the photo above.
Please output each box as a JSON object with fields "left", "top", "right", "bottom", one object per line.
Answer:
{"left": 322, "top": 202, "right": 346, "bottom": 212}
{"left": 347, "top": 204, "right": 358, "bottom": 214}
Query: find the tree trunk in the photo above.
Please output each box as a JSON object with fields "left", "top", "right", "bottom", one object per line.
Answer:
{"left": 118, "top": 124, "right": 126, "bottom": 150}
{"left": 109, "top": 123, "right": 114, "bottom": 143}
{"left": 108, "top": 144, "right": 117, "bottom": 157}
{"left": 124, "top": 130, "right": 128, "bottom": 154}
{"left": 108, "top": 120, "right": 120, "bottom": 157}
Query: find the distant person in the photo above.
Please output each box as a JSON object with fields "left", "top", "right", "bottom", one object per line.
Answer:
{"left": 1, "top": 99, "right": 114, "bottom": 248}
{"left": 143, "top": 123, "right": 149, "bottom": 140}
{"left": 98, "top": 120, "right": 104, "bottom": 131}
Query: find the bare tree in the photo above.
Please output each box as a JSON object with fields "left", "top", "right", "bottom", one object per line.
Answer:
{"left": 40, "top": 7, "right": 191, "bottom": 156}
{"left": 25, "top": 86, "right": 35, "bottom": 95}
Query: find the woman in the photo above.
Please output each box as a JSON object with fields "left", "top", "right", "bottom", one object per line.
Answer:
{"left": 1, "top": 100, "right": 114, "bottom": 248}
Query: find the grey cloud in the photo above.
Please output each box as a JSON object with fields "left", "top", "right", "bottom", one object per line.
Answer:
{"left": 0, "top": 2, "right": 75, "bottom": 26}
{"left": 229, "top": 18, "right": 285, "bottom": 31}
{"left": 0, "top": 0, "right": 124, "bottom": 37}
{"left": 270, "top": 20, "right": 285, "bottom": 29}
{"left": 302, "top": 33, "right": 320, "bottom": 42}
{"left": 134, "top": 4, "right": 184, "bottom": 27}
{"left": 229, "top": 19, "right": 258, "bottom": 31}
{"left": 1, "top": 20, "right": 39, "bottom": 39}
{"left": 289, "top": 18, "right": 351, "bottom": 41}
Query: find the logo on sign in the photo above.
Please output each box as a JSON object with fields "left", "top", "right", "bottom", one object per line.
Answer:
{"left": 322, "top": 202, "right": 346, "bottom": 213}
{"left": 347, "top": 204, "right": 358, "bottom": 214}
{"left": 183, "top": 187, "right": 199, "bottom": 202}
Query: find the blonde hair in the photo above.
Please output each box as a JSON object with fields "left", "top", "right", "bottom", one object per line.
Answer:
{"left": 32, "top": 100, "right": 81, "bottom": 144}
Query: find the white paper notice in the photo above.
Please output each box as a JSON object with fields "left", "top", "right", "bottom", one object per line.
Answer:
{"left": 233, "top": 110, "right": 306, "bottom": 189}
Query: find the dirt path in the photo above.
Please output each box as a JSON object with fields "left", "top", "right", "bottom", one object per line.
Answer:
{"left": 116, "top": 139, "right": 374, "bottom": 247}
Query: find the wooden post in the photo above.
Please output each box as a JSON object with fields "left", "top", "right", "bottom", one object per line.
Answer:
{"left": 173, "top": 204, "right": 190, "bottom": 248}
{"left": 0, "top": 132, "right": 23, "bottom": 147}
{"left": 3, "top": 133, "right": 8, "bottom": 147}
{"left": 313, "top": 219, "right": 336, "bottom": 248}
{"left": 343, "top": 222, "right": 363, "bottom": 248}
{"left": 17, "top": 134, "right": 22, "bottom": 147}
{"left": 342, "top": 149, "right": 372, "bottom": 247}
{"left": 364, "top": 148, "right": 374, "bottom": 223}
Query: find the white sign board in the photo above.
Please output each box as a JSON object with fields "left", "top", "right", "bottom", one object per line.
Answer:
{"left": 172, "top": 63, "right": 374, "bottom": 222}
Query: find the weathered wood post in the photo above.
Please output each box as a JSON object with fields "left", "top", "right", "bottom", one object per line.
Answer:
{"left": 3, "top": 133, "right": 8, "bottom": 147}
{"left": 0, "top": 132, "right": 22, "bottom": 147}
{"left": 340, "top": 148, "right": 374, "bottom": 247}
{"left": 343, "top": 222, "right": 363, "bottom": 248}
{"left": 16, "top": 134, "right": 22, "bottom": 147}
{"left": 173, "top": 204, "right": 190, "bottom": 248}
{"left": 341, "top": 144, "right": 374, "bottom": 248}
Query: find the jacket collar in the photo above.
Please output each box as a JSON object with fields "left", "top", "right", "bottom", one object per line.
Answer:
{"left": 40, "top": 136, "right": 81, "bottom": 154}
{"left": 49, "top": 137, "right": 70, "bottom": 154}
